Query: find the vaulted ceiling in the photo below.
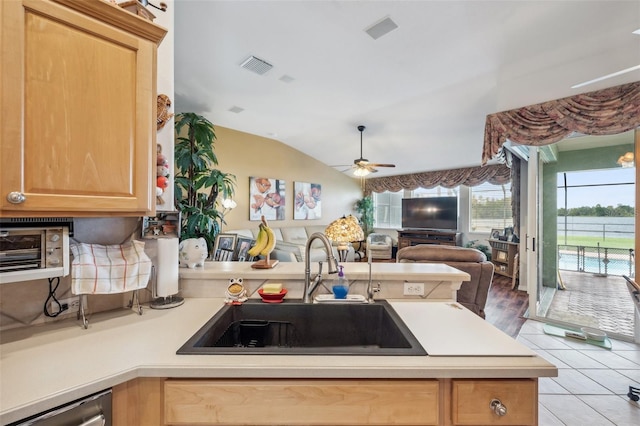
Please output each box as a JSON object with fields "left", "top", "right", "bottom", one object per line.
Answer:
{"left": 174, "top": 1, "right": 640, "bottom": 178}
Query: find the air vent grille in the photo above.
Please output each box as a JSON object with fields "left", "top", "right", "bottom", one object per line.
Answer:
{"left": 365, "top": 17, "right": 398, "bottom": 40}
{"left": 240, "top": 56, "right": 273, "bottom": 75}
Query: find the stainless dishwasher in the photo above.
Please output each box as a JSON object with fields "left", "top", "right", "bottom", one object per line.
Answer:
{"left": 9, "top": 389, "right": 111, "bottom": 426}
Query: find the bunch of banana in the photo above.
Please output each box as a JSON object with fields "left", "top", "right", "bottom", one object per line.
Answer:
{"left": 248, "top": 216, "right": 276, "bottom": 258}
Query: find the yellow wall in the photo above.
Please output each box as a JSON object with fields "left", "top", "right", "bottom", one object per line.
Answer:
{"left": 213, "top": 126, "right": 363, "bottom": 230}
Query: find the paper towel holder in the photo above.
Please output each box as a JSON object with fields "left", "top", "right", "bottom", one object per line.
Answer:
{"left": 150, "top": 265, "right": 185, "bottom": 309}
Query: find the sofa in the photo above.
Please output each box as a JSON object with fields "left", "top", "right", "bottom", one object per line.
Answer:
{"left": 226, "top": 225, "right": 355, "bottom": 262}
{"left": 396, "top": 244, "right": 494, "bottom": 318}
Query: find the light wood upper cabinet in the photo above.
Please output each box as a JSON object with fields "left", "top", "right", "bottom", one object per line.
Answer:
{"left": 0, "top": 0, "right": 166, "bottom": 217}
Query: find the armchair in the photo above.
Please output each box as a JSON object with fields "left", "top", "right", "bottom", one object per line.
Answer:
{"left": 396, "top": 244, "right": 494, "bottom": 318}
{"left": 366, "top": 233, "right": 393, "bottom": 260}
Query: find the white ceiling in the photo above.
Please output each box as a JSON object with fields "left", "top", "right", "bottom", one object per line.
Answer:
{"left": 174, "top": 1, "right": 640, "bottom": 178}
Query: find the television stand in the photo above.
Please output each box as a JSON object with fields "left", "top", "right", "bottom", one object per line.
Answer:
{"left": 397, "top": 229, "right": 461, "bottom": 249}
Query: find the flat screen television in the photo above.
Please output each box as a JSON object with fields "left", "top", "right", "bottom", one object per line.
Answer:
{"left": 401, "top": 197, "right": 458, "bottom": 230}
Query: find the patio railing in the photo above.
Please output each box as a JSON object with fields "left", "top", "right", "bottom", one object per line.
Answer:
{"left": 557, "top": 244, "right": 634, "bottom": 277}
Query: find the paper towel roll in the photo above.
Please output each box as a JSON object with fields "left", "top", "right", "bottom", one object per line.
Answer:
{"left": 156, "top": 237, "right": 179, "bottom": 297}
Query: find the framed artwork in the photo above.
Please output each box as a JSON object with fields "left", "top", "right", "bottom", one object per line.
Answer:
{"left": 496, "top": 251, "right": 508, "bottom": 261}
{"left": 213, "top": 233, "right": 237, "bottom": 261}
{"left": 294, "top": 182, "right": 322, "bottom": 219}
{"left": 490, "top": 228, "right": 502, "bottom": 240}
{"left": 249, "top": 177, "right": 286, "bottom": 221}
{"left": 234, "top": 237, "right": 256, "bottom": 262}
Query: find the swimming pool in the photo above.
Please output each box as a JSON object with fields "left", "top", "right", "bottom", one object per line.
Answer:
{"left": 558, "top": 247, "right": 634, "bottom": 276}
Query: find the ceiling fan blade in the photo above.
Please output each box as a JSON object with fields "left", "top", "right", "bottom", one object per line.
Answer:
{"left": 368, "top": 163, "right": 396, "bottom": 168}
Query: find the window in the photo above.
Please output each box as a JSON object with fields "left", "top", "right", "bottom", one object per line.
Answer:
{"left": 411, "top": 186, "right": 459, "bottom": 198}
{"left": 373, "top": 191, "right": 402, "bottom": 228}
{"left": 469, "top": 182, "right": 512, "bottom": 232}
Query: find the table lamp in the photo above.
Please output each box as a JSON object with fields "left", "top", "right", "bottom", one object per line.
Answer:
{"left": 324, "top": 215, "right": 364, "bottom": 262}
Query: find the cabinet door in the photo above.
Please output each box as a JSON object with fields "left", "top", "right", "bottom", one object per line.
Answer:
{"left": 165, "top": 379, "right": 440, "bottom": 425}
{"left": 451, "top": 379, "right": 537, "bottom": 425}
{"left": 1, "top": 0, "right": 156, "bottom": 216}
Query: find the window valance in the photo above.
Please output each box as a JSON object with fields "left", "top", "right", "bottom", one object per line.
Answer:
{"left": 364, "top": 164, "right": 510, "bottom": 195}
{"left": 482, "top": 81, "right": 640, "bottom": 165}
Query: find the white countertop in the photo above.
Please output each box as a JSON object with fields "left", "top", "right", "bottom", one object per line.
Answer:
{"left": 0, "top": 298, "right": 556, "bottom": 424}
{"left": 179, "top": 260, "right": 471, "bottom": 282}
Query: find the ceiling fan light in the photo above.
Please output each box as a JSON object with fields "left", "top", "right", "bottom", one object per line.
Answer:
{"left": 353, "top": 167, "right": 370, "bottom": 177}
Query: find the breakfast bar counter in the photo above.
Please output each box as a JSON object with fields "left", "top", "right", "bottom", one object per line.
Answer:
{"left": 0, "top": 297, "right": 556, "bottom": 425}
{"left": 178, "top": 261, "right": 472, "bottom": 301}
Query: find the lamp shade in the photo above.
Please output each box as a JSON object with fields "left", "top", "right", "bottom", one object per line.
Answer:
{"left": 325, "top": 215, "right": 364, "bottom": 243}
{"left": 353, "top": 167, "right": 370, "bottom": 177}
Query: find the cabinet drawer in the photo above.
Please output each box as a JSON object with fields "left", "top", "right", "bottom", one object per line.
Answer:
{"left": 165, "top": 379, "right": 439, "bottom": 425}
{"left": 451, "top": 379, "right": 537, "bottom": 425}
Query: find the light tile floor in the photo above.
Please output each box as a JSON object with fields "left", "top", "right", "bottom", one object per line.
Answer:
{"left": 517, "top": 320, "right": 640, "bottom": 425}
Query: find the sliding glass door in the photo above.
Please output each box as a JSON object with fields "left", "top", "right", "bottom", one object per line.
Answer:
{"left": 525, "top": 131, "right": 636, "bottom": 340}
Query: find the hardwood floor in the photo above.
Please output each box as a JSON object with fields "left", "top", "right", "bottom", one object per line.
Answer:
{"left": 369, "top": 258, "right": 529, "bottom": 338}
{"left": 484, "top": 275, "right": 529, "bottom": 338}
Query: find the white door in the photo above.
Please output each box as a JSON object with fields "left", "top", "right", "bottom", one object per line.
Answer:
{"left": 525, "top": 148, "right": 549, "bottom": 319}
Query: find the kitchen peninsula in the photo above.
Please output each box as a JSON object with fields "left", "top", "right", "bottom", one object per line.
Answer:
{"left": 178, "top": 260, "right": 472, "bottom": 301}
{"left": 0, "top": 263, "right": 557, "bottom": 425}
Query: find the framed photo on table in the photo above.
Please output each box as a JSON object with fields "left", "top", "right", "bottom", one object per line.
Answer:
{"left": 213, "top": 234, "right": 237, "bottom": 261}
{"left": 234, "top": 237, "right": 256, "bottom": 262}
{"left": 504, "top": 227, "right": 514, "bottom": 240}
{"left": 490, "top": 228, "right": 502, "bottom": 240}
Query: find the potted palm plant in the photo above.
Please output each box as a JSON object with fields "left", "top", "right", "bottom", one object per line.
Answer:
{"left": 354, "top": 196, "right": 374, "bottom": 238}
{"left": 174, "top": 112, "right": 236, "bottom": 252}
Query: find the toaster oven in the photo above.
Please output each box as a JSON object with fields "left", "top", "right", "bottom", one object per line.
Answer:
{"left": 0, "top": 219, "right": 71, "bottom": 284}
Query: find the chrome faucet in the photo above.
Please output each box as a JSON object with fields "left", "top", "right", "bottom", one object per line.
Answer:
{"left": 303, "top": 232, "right": 339, "bottom": 303}
{"left": 367, "top": 255, "right": 375, "bottom": 303}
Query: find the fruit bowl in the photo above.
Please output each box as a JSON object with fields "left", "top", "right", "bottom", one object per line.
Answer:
{"left": 258, "top": 288, "right": 287, "bottom": 303}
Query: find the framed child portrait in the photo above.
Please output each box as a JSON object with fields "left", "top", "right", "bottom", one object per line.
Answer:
{"left": 213, "top": 234, "right": 237, "bottom": 261}
{"left": 234, "top": 237, "right": 256, "bottom": 262}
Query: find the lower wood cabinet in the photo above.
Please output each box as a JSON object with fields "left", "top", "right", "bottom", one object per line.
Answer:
{"left": 451, "top": 379, "right": 537, "bottom": 425}
{"left": 165, "top": 379, "right": 439, "bottom": 426}
{"left": 112, "top": 377, "right": 538, "bottom": 426}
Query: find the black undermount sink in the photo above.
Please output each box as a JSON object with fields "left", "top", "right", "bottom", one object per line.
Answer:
{"left": 177, "top": 300, "right": 427, "bottom": 356}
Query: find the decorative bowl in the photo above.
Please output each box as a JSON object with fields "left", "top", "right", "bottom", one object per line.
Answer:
{"left": 580, "top": 327, "right": 607, "bottom": 342}
{"left": 258, "top": 288, "right": 287, "bottom": 303}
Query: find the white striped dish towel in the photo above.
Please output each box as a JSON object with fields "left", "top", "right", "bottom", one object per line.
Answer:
{"left": 70, "top": 240, "right": 152, "bottom": 295}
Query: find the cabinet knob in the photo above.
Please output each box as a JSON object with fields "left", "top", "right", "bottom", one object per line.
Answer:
{"left": 490, "top": 398, "right": 507, "bottom": 416}
{"left": 7, "top": 192, "right": 26, "bottom": 204}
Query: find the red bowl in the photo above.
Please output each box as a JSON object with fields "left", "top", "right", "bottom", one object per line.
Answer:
{"left": 258, "top": 288, "right": 287, "bottom": 303}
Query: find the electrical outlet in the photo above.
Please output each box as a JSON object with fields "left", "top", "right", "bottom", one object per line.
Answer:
{"left": 50, "top": 297, "right": 80, "bottom": 314}
{"left": 403, "top": 282, "right": 425, "bottom": 296}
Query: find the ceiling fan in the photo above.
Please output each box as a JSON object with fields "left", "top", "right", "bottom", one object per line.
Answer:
{"left": 339, "top": 125, "right": 396, "bottom": 176}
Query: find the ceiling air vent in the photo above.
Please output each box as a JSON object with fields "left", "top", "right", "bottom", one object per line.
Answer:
{"left": 240, "top": 55, "right": 273, "bottom": 75}
{"left": 279, "top": 74, "right": 295, "bottom": 83}
{"left": 365, "top": 16, "right": 398, "bottom": 40}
